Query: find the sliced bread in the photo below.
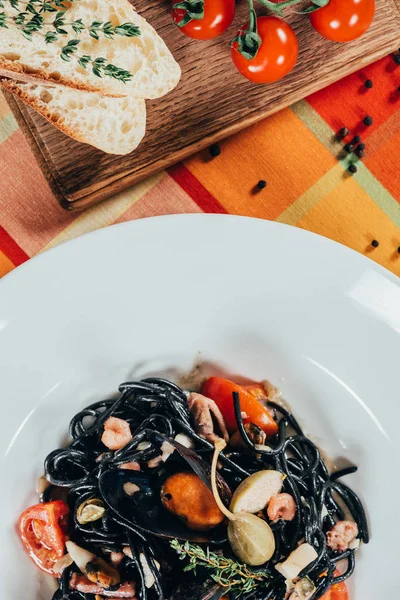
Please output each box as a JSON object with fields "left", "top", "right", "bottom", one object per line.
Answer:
{"left": 2, "top": 80, "right": 146, "bottom": 155}
{"left": 0, "top": 0, "right": 181, "bottom": 99}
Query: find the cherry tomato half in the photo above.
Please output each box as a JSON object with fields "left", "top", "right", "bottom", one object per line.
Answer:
{"left": 18, "top": 500, "right": 69, "bottom": 575}
{"left": 320, "top": 571, "right": 348, "bottom": 600}
{"left": 201, "top": 377, "right": 278, "bottom": 436}
{"left": 231, "top": 16, "right": 298, "bottom": 84}
{"left": 172, "top": 0, "right": 235, "bottom": 40}
{"left": 310, "top": 0, "right": 375, "bottom": 43}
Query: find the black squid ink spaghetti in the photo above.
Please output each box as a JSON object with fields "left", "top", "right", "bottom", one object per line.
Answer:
{"left": 17, "top": 376, "right": 368, "bottom": 600}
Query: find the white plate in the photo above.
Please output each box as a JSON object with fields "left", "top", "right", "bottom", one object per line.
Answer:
{"left": 0, "top": 215, "right": 398, "bottom": 599}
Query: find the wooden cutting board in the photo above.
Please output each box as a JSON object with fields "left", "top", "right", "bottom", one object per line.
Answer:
{"left": 4, "top": 0, "right": 400, "bottom": 210}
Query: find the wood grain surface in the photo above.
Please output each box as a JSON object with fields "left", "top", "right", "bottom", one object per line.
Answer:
{"left": 5, "top": 0, "right": 400, "bottom": 210}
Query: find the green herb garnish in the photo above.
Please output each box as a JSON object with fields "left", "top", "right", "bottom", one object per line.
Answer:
{"left": 170, "top": 540, "right": 270, "bottom": 596}
{"left": 0, "top": 0, "right": 140, "bottom": 82}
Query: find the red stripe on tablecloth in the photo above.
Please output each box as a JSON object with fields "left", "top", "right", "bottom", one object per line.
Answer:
{"left": 168, "top": 163, "right": 228, "bottom": 214}
{"left": 0, "top": 224, "right": 29, "bottom": 266}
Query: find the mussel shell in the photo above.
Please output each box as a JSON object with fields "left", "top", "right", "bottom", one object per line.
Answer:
{"left": 99, "top": 431, "right": 230, "bottom": 543}
{"left": 169, "top": 574, "right": 226, "bottom": 600}
{"left": 99, "top": 468, "right": 227, "bottom": 543}
{"left": 150, "top": 431, "right": 231, "bottom": 506}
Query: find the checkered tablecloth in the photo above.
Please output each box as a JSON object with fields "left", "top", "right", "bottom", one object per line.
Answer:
{"left": 0, "top": 55, "right": 399, "bottom": 279}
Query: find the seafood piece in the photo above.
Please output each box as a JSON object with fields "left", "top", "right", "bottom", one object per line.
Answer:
{"left": 230, "top": 470, "right": 284, "bottom": 514}
{"left": 66, "top": 541, "right": 120, "bottom": 588}
{"left": 70, "top": 574, "right": 136, "bottom": 597}
{"left": 102, "top": 417, "right": 132, "bottom": 451}
{"left": 326, "top": 521, "right": 358, "bottom": 552}
{"left": 187, "top": 393, "right": 229, "bottom": 443}
{"left": 267, "top": 493, "right": 296, "bottom": 521}
{"left": 161, "top": 472, "right": 224, "bottom": 531}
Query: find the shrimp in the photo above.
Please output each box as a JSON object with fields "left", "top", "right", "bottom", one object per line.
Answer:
{"left": 101, "top": 417, "right": 132, "bottom": 451}
{"left": 267, "top": 493, "right": 296, "bottom": 522}
{"left": 119, "top": 461, "right": 141, "bottom": 471}
{"left": 326, "top": 520, "right": 358, "bottom": 552}
{"left": 187, "top": 393, "right": 229, "bottom": 443}
{"left": 110, "top": 552, "right": 125, "bottom": 567}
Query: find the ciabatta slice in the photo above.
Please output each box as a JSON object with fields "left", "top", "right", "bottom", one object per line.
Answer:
{"left": 3, "top": 80, "right": 146, "bottom": 155}
{"left": 0, "top": 0, "right": 181, "bottom": 99}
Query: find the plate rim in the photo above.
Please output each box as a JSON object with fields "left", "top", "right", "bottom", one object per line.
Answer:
{"left": 1, "top": 214, "right": 399, "bottom": 290}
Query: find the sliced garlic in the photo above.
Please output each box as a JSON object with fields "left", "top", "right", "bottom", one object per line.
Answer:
{"left": 53, "top": 553, "right": 73, "bottom": 575}
{"left": 139, "top": 553, "right": 160, "bottom": 588}
{"left": 123, "top": 482, "right": 140, "bottom": 496}
{"left": 161, "top": 441, "right": 175, "bottom": 462}
{"left": 123, "top": 546, "right": 134, "bottom": 559}
{"left": 137, "top": 441, "right": 151, "bottom": 451}
{"left": 230, "top": 470, "right": 285, "bottom": 514}
{"left": 174, "top": 433, "right": 195, "bottom": 449}
{"left": 321, "top": 504, "right": 329, "bottom": 519}
{"left": 275, "top": 543, "right": 318, "bottom": 581}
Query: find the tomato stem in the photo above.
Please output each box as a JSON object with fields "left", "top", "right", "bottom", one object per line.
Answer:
{"left": 256, "top": 0, "right": 303, "bottom": 15}
{"left": 255, "top": 0, "right": 329, "bottom": 16}
{"left": 230, "top": 0, "right": 262, "bottom": 60}
{"left": 172, "top": 0, "right": 205, "bottom": 28}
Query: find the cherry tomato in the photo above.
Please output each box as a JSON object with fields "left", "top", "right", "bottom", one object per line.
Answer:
{"left": 309, "top": 0, "right": 375, "bottom": 43}
{"left": 244, "top": 384, "right": 267, "bottom": 403}
{"left": 172, "top": 0, "right": 235, "bottom": 40}
{"left": 320, "top": 571, "right": 348, "bottom": 600}
{"left": 231, "top": 16, "right": 298, "bottom": 84}
{"left": 18, "top": 500, "right": 69, "bottom": 575}
{"left": 201, "top": 377, "right": 278, "bottom": 435}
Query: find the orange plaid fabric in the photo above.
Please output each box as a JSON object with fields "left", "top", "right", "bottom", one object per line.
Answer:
{"left": 0, "top": 55, "right": 399, "bottom": 279}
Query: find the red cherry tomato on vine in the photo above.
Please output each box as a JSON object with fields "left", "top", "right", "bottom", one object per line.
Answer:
{"left": 18, "top": 500, "right": 69, "bottom": 575}
{"left": 309, "top": 0, "right": 375, "bottom": 43}
{"left": 172, "top": 0, "right": 235, "bottom": 40}
{"left": 231, "top": 17, "right": 298, "bottom": 84}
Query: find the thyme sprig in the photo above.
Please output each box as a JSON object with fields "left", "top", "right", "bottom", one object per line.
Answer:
{"left": 61, "top": 39, "right": 132, "bottom": 82}
{"left": 0, "top": 0, "right": 140, "bottom": 82}
{"left": 170, "top": 540, "right": 269, "bottom": 596}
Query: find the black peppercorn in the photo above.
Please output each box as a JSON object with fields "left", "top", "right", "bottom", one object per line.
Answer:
{"left": 257, "top": 180, "right": 267, "bottom": 190}
{"left": 364, "top": 79, "right": 373, "bottom": 89}
{"left": 357, "top": 143, "right": 366, "bottom": 151}
{"left": 344, "top": 143, "right": 354, "bottom": 153}
{"left": 209, "top": 144, "right": 221, "bottom": 158}
{"left": 338, "top": 127, "right": 349, "bottom": 138}
{"left": 394, "top": 54, "right": 400, "bottom": 65}
{"left": 351, "top": 136, "right": 361, "bottom": 145}
{"left": 348, "top": 164, "right": 358, "bottom": 174}
{"left": 363, "top": 116, "right": 373, "bottom": 126}
{"left": 355, "top": 148, "right": 365, "bottom": 159}
{"left": 371, "top": 239, "right": 379, "bottom": 248}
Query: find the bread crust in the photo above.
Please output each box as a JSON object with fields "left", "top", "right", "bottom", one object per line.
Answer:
{"left": 1, "top": 79, "right": 146, "bottom": 155}
{"left": 0, "top": 62, "right": 127, "bottom": 97}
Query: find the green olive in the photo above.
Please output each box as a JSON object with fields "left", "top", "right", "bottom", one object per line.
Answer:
{"left": 230, "top": 470, "right": 284, "bottom": 514}
{"left": 210, "top": 439, "right": 276, "bottom": 567}
{"left": 228, "top": 513, "right": 275, "bottom": 566}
